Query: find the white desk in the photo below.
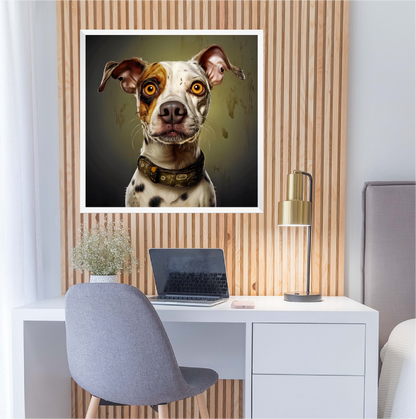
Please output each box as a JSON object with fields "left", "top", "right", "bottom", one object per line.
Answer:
{"left": 13, "top": 296, "right": 378, "bottom": 419}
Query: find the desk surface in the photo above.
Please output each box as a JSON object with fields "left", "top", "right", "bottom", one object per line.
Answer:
{"left": 14, "top": 295, "right": 377, "bottom": 323}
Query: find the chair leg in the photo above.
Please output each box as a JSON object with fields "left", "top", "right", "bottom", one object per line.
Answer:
{"left": 130, "top": 405, "right": 139, "bottom": 419}
{"left": 196, "top": 392, "right": 210, "bottom": 419}
{"left": 158, "top": 404, "right": 169, "bottom": 419}
{"left": 85, "top": 395, "right": 100, "bottom": 419}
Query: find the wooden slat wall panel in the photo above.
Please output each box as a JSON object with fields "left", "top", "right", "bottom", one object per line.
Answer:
{"left": 56, "top": 1, "right": 349, "bottom": 418}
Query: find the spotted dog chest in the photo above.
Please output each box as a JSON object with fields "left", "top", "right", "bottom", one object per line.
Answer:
{"left": 125, "top": 168, "right": 216, "bottom": 207}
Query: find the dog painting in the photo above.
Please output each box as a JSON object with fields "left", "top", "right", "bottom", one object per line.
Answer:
{"left": 82, "top": 32, "right": 261, "bottom": 212}
{"left": 99, "top": 45, "right": 245, "bottom": 207}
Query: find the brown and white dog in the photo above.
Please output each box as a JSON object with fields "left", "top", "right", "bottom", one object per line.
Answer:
{"left": 98, "top": 45, "right": 245, "bottom": 207}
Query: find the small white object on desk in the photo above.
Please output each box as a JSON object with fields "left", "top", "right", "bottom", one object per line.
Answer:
{"left": 231, "top": 300, "right": 255, "bottom": 309}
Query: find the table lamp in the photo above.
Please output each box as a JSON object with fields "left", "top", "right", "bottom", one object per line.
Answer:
{"left": 278, "top": 170, "right": 322, "bottom": 302}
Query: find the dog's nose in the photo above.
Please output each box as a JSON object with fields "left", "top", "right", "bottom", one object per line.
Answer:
{"left": 159, "top": 101, "right": 187, "bottom": 124}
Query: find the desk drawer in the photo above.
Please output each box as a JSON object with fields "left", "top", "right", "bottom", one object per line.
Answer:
{"left": 253, "top": 323, "right": 365, "bottom": 375}
{"left": 252, "top": 374, "right": 364, "bottom": 419}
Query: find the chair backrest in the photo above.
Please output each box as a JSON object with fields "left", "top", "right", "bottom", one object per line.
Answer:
{"left": 65, "top": 283, "right": 190, "bottom": 406}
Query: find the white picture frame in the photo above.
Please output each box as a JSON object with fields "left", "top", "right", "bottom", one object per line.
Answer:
{"left": 80, "top": 29, "right": 263, "bottom": 213}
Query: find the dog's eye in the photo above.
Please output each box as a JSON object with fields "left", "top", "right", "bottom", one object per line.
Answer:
{"left": 143, "top": 83, "right": 157, "bottom": 97}
{"left": 191, "top": 82, "right": 205, "bottom": 96}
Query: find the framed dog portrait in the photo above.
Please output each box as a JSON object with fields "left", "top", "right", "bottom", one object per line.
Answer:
{"left": 80, "top": 30, "right": 263, "bottom": 213}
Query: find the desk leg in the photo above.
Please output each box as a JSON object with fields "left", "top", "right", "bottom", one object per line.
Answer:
{"left": 244, "top": 323, "right": 253, "bottom": 419}
{"left": 13, "top": 313, "right": 25, "bottom": 419}
{"left": 364, "top": 314, "right": 379, "bottom": 418}
{"left": 14, "top": 320, "right": 72, "bottom": 418}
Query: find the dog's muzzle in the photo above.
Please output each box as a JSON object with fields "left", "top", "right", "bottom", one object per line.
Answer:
{"left": 159, "top": 101, "right": 187, "bottom": 124}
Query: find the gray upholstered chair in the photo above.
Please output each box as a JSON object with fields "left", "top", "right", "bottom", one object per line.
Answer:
{"left": 65, "top": 283, "right": 218, "bottom": 419}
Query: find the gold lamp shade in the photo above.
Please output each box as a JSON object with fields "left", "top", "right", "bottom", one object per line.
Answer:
{"left": 278, "top": 171, "right": 312, "bottom": 226}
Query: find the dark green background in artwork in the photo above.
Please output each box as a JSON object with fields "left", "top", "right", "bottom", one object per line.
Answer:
{"left": 86, "top": 34, "right": 258, "bottom": 208}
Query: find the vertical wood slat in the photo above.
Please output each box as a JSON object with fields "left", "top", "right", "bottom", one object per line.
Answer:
{"left": 56, "top": 1, "right": 350, "bottom": 417}
{"left": 338, "top": 0, "right": 350, "bottom": 297}
{"left": 312, "top": 0, "right": 325, "bottom": 294}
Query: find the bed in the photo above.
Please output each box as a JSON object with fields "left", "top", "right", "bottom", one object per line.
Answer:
{"left": 362, "top": 181, "right": 415, "bottom": 419}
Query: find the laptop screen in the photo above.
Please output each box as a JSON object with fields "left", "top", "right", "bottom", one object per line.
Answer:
{"left": 149, "top": 249, "right": 229, "bottom": 298}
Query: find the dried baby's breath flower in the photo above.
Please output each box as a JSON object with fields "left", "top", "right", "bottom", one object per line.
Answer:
{"left": 71, "top": 220, "right": 138, "bottom": 276}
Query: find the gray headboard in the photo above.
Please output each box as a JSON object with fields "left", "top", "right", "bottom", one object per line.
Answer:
{"left": 362, "top": 181, "right": 416, "bottom": 350}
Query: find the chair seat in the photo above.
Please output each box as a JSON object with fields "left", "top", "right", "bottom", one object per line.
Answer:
{"left": 100, "top": 367, "right": 218, "bottom": 409}
{"left": 180, "top": 366, "right": 219, "bottom": 397}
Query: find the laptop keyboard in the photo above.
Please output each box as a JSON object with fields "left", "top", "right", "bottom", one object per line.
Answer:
{"left": 158, "top": 295, "right": 220, "bottom": 301}
{"left": 163, "top": 272, "right": 228, "bottom": 296}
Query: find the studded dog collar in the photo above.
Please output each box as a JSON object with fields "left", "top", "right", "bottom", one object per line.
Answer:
{"left": 137, "top": 152, "right": 205, "bottom": 188}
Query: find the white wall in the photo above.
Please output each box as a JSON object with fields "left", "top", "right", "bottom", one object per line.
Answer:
{"left": 34, "top": 1, "right": 61, "bottom": 298}
{"left": 345, "top": 1, "right": 416, "bottom": 302}
{"left": 33, "top": 1, "right": 415, "bottom": 300}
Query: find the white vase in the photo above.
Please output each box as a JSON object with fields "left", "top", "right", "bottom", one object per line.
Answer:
{"left": 89, "top": 274, "right": 117, "bottom": 283}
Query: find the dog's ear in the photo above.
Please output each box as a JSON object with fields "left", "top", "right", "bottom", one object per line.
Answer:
{"left": 98, "top": 57, "right": 148, "bottom": 94}
{"left": 192, "top": 45, "right": 245, "bottom": 88}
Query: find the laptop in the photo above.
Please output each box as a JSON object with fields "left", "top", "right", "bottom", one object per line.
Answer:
{"left": 148, "top": 248, "right": 229, "bottom": 307}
